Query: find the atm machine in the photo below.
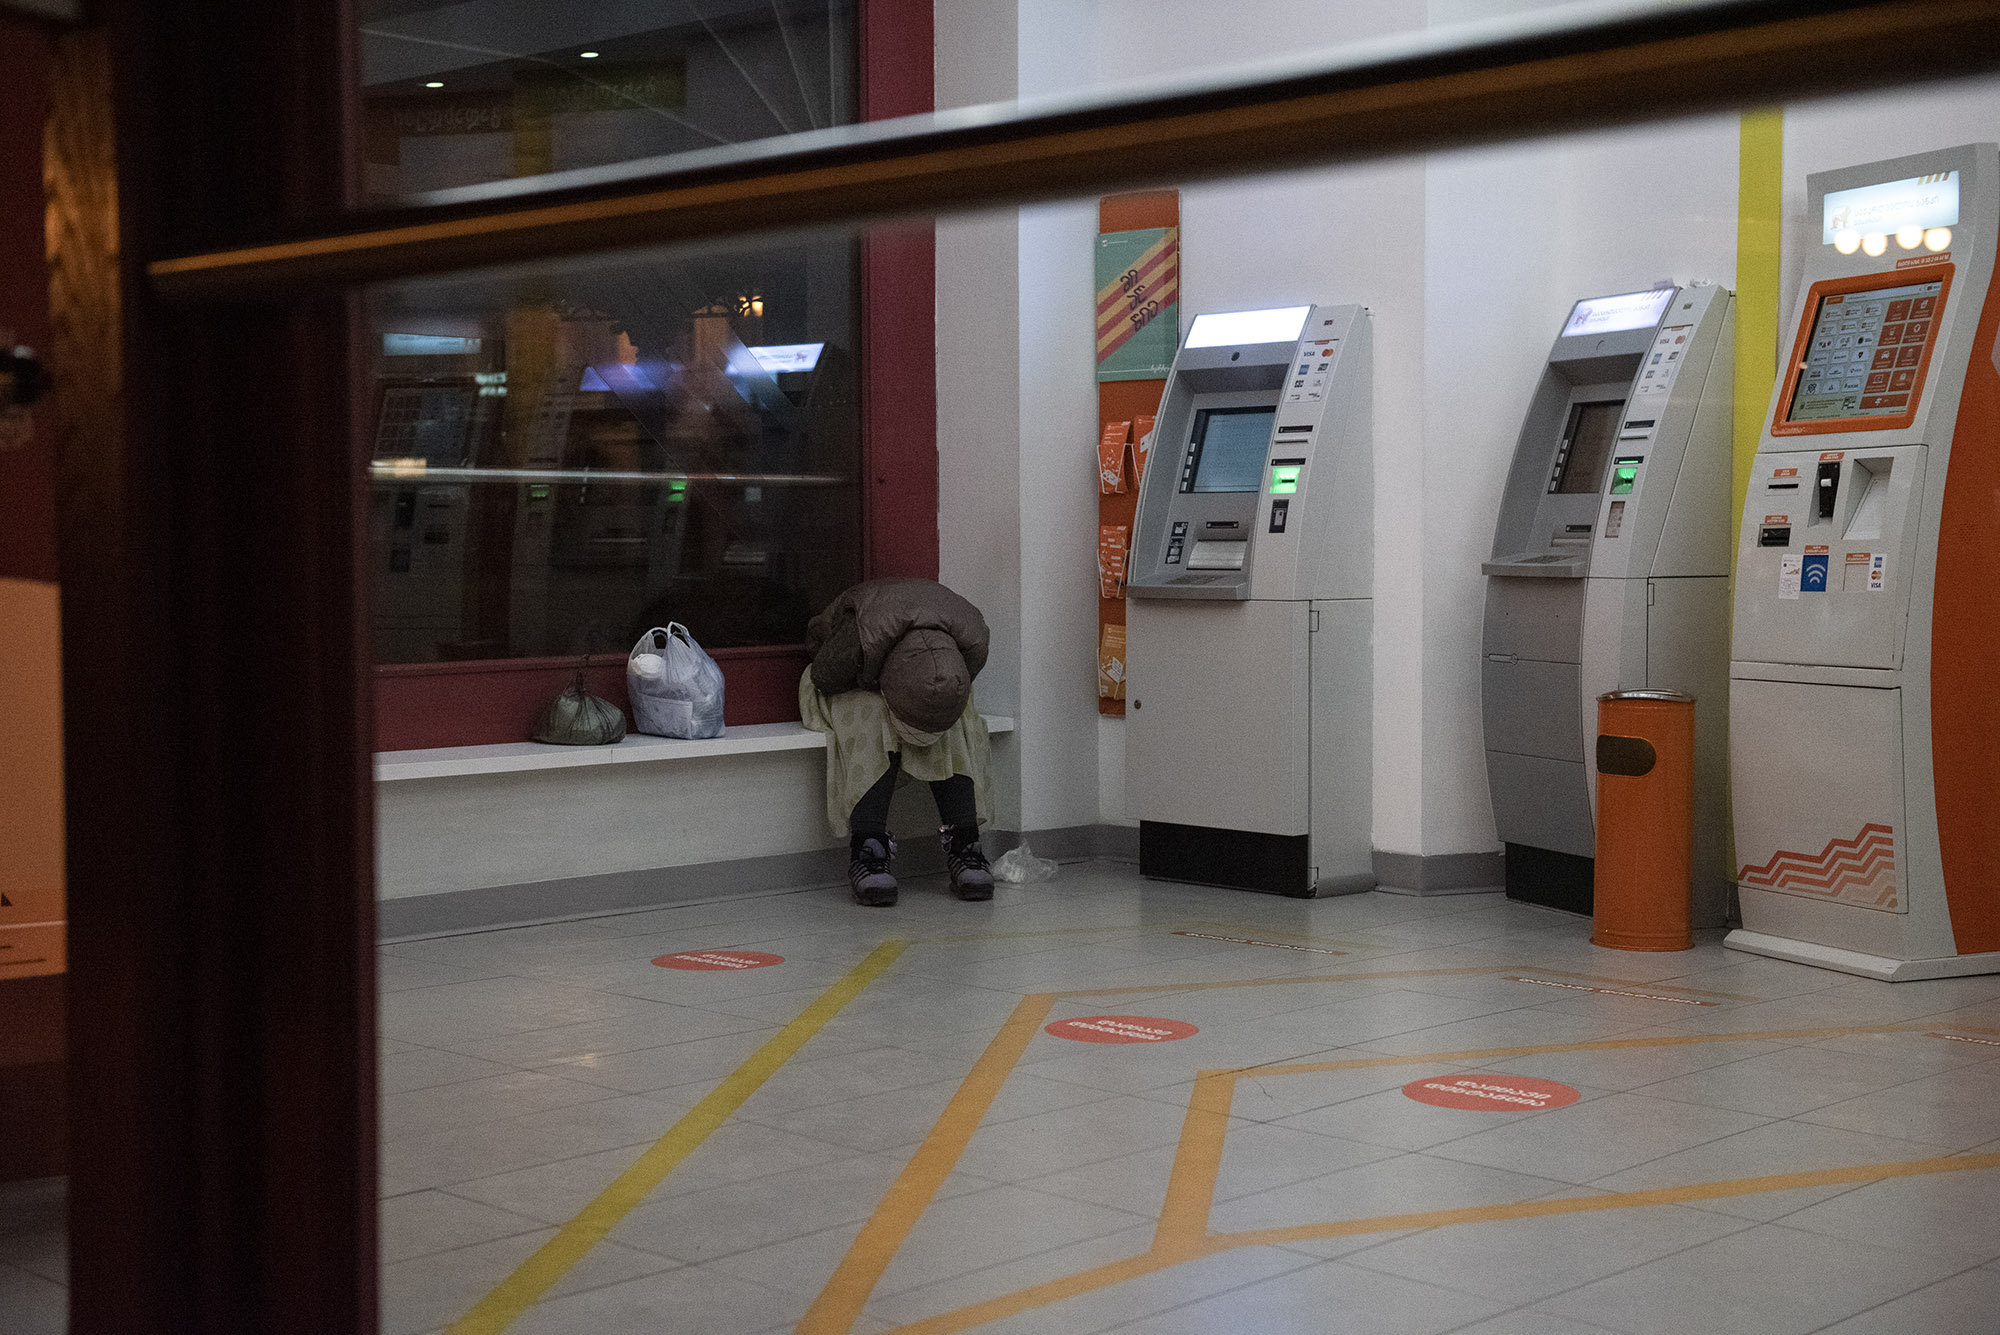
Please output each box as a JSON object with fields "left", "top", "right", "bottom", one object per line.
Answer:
{"left": 1126, "top": 304, "right": 1372, "bottom": 897}
{"left": 1482, "top": 284, "right": 1735, "bottom": 919}
{"left": 1728, "top": 143, "right": 2000, "bottom": 980}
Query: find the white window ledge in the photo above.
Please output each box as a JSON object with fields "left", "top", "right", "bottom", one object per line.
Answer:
{"left": 376, "top": 715, "right": 1017, "bottom": 782}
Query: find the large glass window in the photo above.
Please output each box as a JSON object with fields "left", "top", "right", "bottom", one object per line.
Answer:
{"left": 368, "top": 235, "right": 860, "bottom": 663}
{"left": 358, "top": 0, "right": 857, "bottom": 203}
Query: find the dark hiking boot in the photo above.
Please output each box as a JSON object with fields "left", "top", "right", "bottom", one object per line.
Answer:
{"left": 849, "top": 835, "right": 898, "bottom": 907}
{"left": 941, "top": 826, "right": 994, "bottom": 901}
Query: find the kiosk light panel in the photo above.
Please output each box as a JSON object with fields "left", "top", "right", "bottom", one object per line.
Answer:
{"left": 1559, "top": 289, "right": 1675, "bottom": 337}
{"left": 746, "top": 342, "right": 824, "bottom": 373}
{"left": 1183, "top": 306, "right": 1310, "bottom": 348}
{"left": 1823, "top": 171, "right": 1958, "bottom": 244}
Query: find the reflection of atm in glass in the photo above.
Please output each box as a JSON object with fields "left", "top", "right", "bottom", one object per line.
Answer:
{"left": 1482, "top": 285, "right": 1734, "bottom": 918}
{"left": 1126, "top": 304, "right": 1372, "bottom": 897}
{"left": 1729, "top": 143, "right": 2000, "bottom": 979}
{"left": 369, "top": 358, "right": 501, "bottom": 661}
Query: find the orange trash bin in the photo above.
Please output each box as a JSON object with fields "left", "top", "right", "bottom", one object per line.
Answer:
{"left": 1591, "top": 689, "right": 1696, "bottom": 952}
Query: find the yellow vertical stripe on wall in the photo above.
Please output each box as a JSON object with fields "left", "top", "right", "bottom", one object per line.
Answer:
{"left": 1733, "top": 107, "right": 1785, "bottom": 571}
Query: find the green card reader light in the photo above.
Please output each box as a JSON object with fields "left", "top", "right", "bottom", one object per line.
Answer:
{"left": 1270, "top": 461, "right": 1303, "bottom": 495}
{"left": 1609, "top": 457, "right": 1643, "bottom": 496}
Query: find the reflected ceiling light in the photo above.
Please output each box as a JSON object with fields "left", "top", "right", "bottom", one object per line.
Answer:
{"left": 749, "top": 296, "right": 764, "bottom": 317}
{"left": 1896, "top": 224, "right": 1925, "bottom": 250}
{"left": 1926, "top": 227, "right": 1952, "bottom": 251}
{"left": 1834, "top": 230, "right": 1862, "bottom": 254}
{"left": 1861, "top": 233, "right": 1889, "bottom": 257}
{"left": 424, "top": 81, "right": 444, "bottom": 88}
{"left": 580, "top": 51, "right": 600, "bottom": 58}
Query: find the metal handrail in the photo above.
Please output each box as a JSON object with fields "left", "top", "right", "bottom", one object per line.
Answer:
{"left": 147, "top": 0, "right": 2000, "bottom": 297}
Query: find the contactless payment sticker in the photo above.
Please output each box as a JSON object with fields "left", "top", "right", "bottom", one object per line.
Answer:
{"left": 1871, "top": 553, "right": 1886, "bottom": 590}
{"left": 1780, "top": 554, "right": 1803, "bottom": 600}
{"left": 1802, "top": 545, "right": 1830, "bottom": 593}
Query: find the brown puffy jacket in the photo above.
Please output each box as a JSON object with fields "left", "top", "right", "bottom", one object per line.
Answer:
{"left": 807, "top": 579, "right": 990, "bottom": 733}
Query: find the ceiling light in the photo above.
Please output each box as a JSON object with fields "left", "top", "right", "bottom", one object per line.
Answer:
{"left": 1925, "top": 227, "right": 1952, "bottom": 252}
{"left": 1896, "top": 224, "right": 1925, "bottom": 250}
{"left": 1861, "top": 233, "right": 1888, "bottom": 257}
{"left": 580, "top": 51, "right": 600, "bottom": 58}
{"left": 1833, "top": 230, "right": 1861, "bottom": 255}
{"left": 424, "top": 81, "right": 444, "bottom": 89}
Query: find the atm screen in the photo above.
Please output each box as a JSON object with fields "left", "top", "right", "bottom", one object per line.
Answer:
{"left": 1785, "top": 278, "right": 1945, "bottom": 422}
{"left": 1188, "top": 407, "right": 1276, "bottom": 492}
{"left": 1549, "top": 400, "right": 1623, "bottom": 494}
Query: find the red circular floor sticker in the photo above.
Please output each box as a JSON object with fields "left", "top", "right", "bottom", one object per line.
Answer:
{"left": 1045, "top": 1015, "right": 1198, "bottom": 1044}
{"left": 1402, "top": 1074, "right": 1581, "bottom": 1111}
{"left": 652, "top": 950, "right": 785, "bottom": 971}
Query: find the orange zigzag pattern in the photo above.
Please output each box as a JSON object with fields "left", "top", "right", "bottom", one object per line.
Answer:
{"left": 1738, "top": 822, "right": 1897, "bottom": 904}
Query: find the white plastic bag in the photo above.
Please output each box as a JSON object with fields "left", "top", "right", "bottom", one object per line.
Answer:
{"left": 993, "top": 842, "right": 1058, "bottom": 884}
{"left": 627, "top": 624, "right": 726, "bottom": 739}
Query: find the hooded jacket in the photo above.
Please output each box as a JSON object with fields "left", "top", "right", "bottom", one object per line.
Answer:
{"left": 806, "top": 579, "right": 990, "bottom": 733}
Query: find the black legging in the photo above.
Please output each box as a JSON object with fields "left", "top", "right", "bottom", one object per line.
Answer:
{"left": 850, "top": 753, "right": 977, "bottom": 841}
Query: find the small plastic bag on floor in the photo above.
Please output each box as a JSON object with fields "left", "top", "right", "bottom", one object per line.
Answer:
{"left": 993, "top": 842, "right": 1058, "bottom": 884}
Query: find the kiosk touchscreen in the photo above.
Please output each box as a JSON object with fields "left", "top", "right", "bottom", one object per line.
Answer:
{"left": 1482, "top": 284, "right": 1735, "bottom": 918}
{"left": 1728, "top": 143, "right": 2000, "bottom": 979}
{"left": 1125, "top": 304, "right": 1372, "bottom": 897}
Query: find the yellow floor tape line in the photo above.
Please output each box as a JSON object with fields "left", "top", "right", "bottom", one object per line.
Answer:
{"left": 445, "top": 938, "right": 911, "bottom": 1335}
{"left": 882, "top": 1152, "right": 2000, "bottom": 1335}
{"left": 794, "top": 991, "right": 1059, "bottom": 1335}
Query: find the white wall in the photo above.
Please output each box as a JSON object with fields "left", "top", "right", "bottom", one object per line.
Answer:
{"left": 939, "top": 2, "right": 2000, "bottom": 861}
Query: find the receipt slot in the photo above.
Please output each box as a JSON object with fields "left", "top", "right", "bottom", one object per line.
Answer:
{"left": 1125, "top": 304, "right": 1372, "bottom": 897}
{"left": 1728, "top": 143, "right": 2000, "bottom": 980}
{"left": 1481, "top": 285, "right": 1735, "bottom": 918}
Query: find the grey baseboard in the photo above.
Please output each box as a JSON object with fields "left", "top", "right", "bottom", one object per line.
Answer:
{"left": 1371, "top": 849, "right": 1506, "bottom": 897}
{"left": 378, "top": 822, "right": 1143, "bottom": 940}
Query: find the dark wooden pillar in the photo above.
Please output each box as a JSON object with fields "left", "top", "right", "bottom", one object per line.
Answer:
{"left": 51, "top": 6, "right": 377, "bottom": 1329}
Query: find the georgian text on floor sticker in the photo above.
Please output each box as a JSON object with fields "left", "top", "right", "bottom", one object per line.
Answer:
{"left": 1402, "top": 1074, "right": 1582, "bottom": 1111}
{"left": 1172, "top": 930, "right": 1347, "bottom": 957}
{"left": 1045, "top": 1015, "right": 1198, "bottom": 1044}
{"left": 1504, "top": 975, "right": 1718, "bottom": 1006}
{"left": 652, "top": 949, "right": 785, "bottom": 971}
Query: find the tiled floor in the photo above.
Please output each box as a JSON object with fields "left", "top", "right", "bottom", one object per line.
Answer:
{"left": 12, "top": 860, "right": 2000, "bottom": 1333}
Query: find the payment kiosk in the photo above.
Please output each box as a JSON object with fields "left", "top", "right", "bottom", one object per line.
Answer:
{"left": 1728, "top": 143, "right": 2000, "bottom": 979}
{"left": 1482, "top": 284, "right": 1735, "bottom": 919}
{"left": 1126, "top": 304, "right": 1372, "bottom": 897}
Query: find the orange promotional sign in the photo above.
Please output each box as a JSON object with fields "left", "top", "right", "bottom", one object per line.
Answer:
{"left": 1097, "top": 623, "right": 1127, "bottom": 700}
{"left": 1099, "top": 524, "right": 1130, "bottom": 600}
{"left": 1098, "top": 420, "right": 1131, "bottom": 494}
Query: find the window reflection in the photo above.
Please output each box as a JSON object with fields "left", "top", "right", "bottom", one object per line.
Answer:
{"left": 368, "top": 238, "right": 860, "bottom": 663}
{"left": 358, "top": 0, "right": 857, "bottom": 203}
